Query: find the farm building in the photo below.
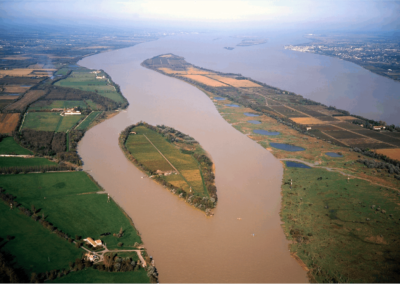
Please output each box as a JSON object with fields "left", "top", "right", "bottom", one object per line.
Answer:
{"left": 85, "top": 252, "right": 96, "bottom": 262}
{"left": 62, "top": 108, "right": 81, "bottom": 115}
{"left": 83, "top": 237, "right": 103, "bottom": 247}
{"left": 373, "top": 126, "right": 386, "bottom": 131}
{"left": 96, "top": 75, "right": 105, "bottom": 79}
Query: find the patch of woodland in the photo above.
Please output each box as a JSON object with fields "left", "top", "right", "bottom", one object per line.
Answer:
{"left": 38, "top": 85, "right": 126, "bottom": 110}
{"left": 12, "top": 130, "right": 82, "bottom": 165}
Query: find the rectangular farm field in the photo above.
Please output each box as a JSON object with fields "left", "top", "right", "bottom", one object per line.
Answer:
{"left": 354, "top": 130, "right": 400, "bottom": 145}
{"left": 0, "top": 157, "right": 56, "bottom": 167}
{"left": 75, "top": 111, "right": 101, "bottom": 130}
{"left": 375, "top": 148, "right": 400, "bottom": 161}
{"left": 84, "top": 99, "right": 100, "bottom": 110}
{"left": 323, "top": 130, "right": 364, "bottom": 140}
{"left": 315, "top": 116, "right": 338, "bottom": 122}
{"left": 4, "top": 90, "right": 47, "bottom": 112}
{"left": 270, "top": 106, "right": 307, "bottom": 117}
{"left": 0, "top": 137, "right": 32, "bottom": 155}
{"left": 22, "top": 112, "right": 61, "bottom": 131}
{"left": 381, "top": 132, "right": 400, "bottom": 139}
{"left": 0, "top": 99, "right": 15, "bottom": 110}
{"left": 56, "top": 115, "right": 83, "bottom": 132}
{"left": 0, "top": 172, "right": 142, "bottom": 250}
{"left": 29, "top": 100, "right": 87, "bottom": 111}
{"left": 0, "top": 113, "right": 20, "bottom": 134}
{"left": 290, "top": 105, "right": 325, "bottom": 117}
{"left": 125, "top": 134, "right": 174, "bottom": 172}
{"left": 335, "top": 122, "right": 365, "bottom": 130}
{"left": 0, "top": 201, "right": 82, "bottom": 274}
{"left": 311, "top": 124, "right": 341, "bottom": 131}
{"left": 55, "top": 71, "right": 125, "bottom": 103}
{"left": 125, "top": 126, "right": 206, "bottom": 195}
{"left": 352, "top": 142, "right": 393, "bottom": 149}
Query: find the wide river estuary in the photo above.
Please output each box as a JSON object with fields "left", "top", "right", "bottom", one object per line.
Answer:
{"left": 78, "top": 33, "right": 400, "bottom": 282}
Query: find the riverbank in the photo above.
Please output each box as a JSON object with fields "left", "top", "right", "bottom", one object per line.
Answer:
{"left": 119, "top": 122, "right": 217, "bottom": 215}
{"left": 142, "top": 53, "right": 400, "bottom": 282}
{"left": 0, "top": 64, "right": 157, "bottom": 282}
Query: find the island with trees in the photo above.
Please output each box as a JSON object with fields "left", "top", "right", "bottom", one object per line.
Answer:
{"left": 119, "top": 122, "right": 217, "bottom": 216}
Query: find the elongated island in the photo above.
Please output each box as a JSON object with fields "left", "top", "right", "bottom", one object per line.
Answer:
{"left": 142, "top": 54, "right": 400, "bottom": 282}
{"left": 119, "top": 122, "right": 217, "bottom": 215}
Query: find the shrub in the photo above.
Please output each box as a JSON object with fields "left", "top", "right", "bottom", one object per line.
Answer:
{"left": 117, "top": 242, "right": 123, "bottom": 247}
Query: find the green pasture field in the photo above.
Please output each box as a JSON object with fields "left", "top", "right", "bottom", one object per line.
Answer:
{"left": 76, "top": 111, "right": 101, "bottom": 130}
{"left": 22, "top": 112, "right": 61, "bottom": 131}
{"left": 0, "top": 201, "right": 83, "bottom": 274}
{"left": 28, "top": 100, "right": 87, "bottom": 111}
{"left": 125, "top": 126, "right": 206, "bottom": 196}
{"left": 85, "top": 99, "right": 99, "bottom": 110}
{"left": 49, "top": 268, "right": 149, "bottom": 283}
{"left": 55, "top": 70, "right": 125, "bottom": 103}
{"left": 0, "top": 137, "right": 32, "bottom": 155}
{"left": 281, "top": 166, "right": 400, "bottom": 282}
{"left": 22, "top": 112, "right": 83, "bottom": 132}
{"left": 55, "top": 68, "right": 70, "bottom": 76}
{"left": 0, "top": 172, "right": 142, "bottom": 250}
{"left": 56, "top": 115, "right": 82, "bottom": 132}
{"left": 0, "top": 157, "right": 56, "bottom": 167}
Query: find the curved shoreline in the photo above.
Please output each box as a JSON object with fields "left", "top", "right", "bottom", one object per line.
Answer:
{"left": 140, "top": 52, "right": 400, "bottom": 282}
{"left": 78, "top": 38, "right": 308, "bottom": 282}
{"left": 118, "top": 122, "right": 217, "bottom": 215}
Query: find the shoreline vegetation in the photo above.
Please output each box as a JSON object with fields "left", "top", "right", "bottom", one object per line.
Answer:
{"left": 142, "top": 54, "right": 400, "bottom": 282}
{"left": 0, "top": 56, "right": 157, "bottom": 281}
{"left": 119, "top": 122, "right": 217, "bottom": 216}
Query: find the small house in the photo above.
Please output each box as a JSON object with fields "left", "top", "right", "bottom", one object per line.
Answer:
{"left": 306, "top": 127, "right": 312, "bottom": 131}
{"left": 85, "top": 253, "right": 95, "bottom": 262}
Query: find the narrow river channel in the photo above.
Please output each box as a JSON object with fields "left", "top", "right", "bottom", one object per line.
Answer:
{"left": 78, "top": 35, "right": 309, "bottom": 282}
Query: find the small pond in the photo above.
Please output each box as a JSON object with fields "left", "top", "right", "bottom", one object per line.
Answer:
{"left": 253, "top": 129, "right": 280, "bottom": 136}
{"left": 244, "top": 112, "right": 260, "bottom": 117}
{"left": 248, "top": 120, "right": 261, "bottom": 124}
{"left": 270, "top": 143, "right": 305, "bottom": 152}
{"left": 225, "top": 104, "right": 240, "bottom": 107}
{"left": 285, "top": 161, "right": 311, "bottom": 168}
{"left": 214, "top": 97, "right": 225, "bottom": 101}
{"left": 325, "top": 152, "right": 343, "bottom": 158}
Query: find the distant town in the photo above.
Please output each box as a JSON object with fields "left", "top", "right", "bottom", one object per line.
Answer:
{"left": 285, "top": 33, "right": 400, "bottom": 81}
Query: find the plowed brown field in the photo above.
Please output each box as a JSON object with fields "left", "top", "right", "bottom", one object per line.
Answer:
{"left": 290, "top": 117, "right": 325, "bottom": 125}
{"left": 208, "top": 75, "right": 262, "bottom": 87}
{"left": 181, "top": 75, "right": 227, "bottom": 87}
{"left": 4, "top": 90, "right": 46, "bottom": 112}
{"left": 375, "top": 148, "right": 400, "bottom": 161}
{"left": 0, "top": 113, "right": 20, "bottom": 134}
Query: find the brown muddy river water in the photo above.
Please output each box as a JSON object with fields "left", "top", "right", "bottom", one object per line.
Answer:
{"left": 79, "top": 33, "right": 399, "bottom": 282}
{"left": 79, "top": 35, "right": 308, "bottom": 283}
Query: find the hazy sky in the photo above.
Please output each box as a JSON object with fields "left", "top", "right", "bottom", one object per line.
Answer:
{"left": 1, "top": 0, "right": 399, "bottom": 31}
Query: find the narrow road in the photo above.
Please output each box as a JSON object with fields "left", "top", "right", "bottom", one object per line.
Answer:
{"left": 143, "top": 134, "right": 180, "bottom": 174}
{"left": 76, "top": 241, "right": 147, "bottom": 267}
